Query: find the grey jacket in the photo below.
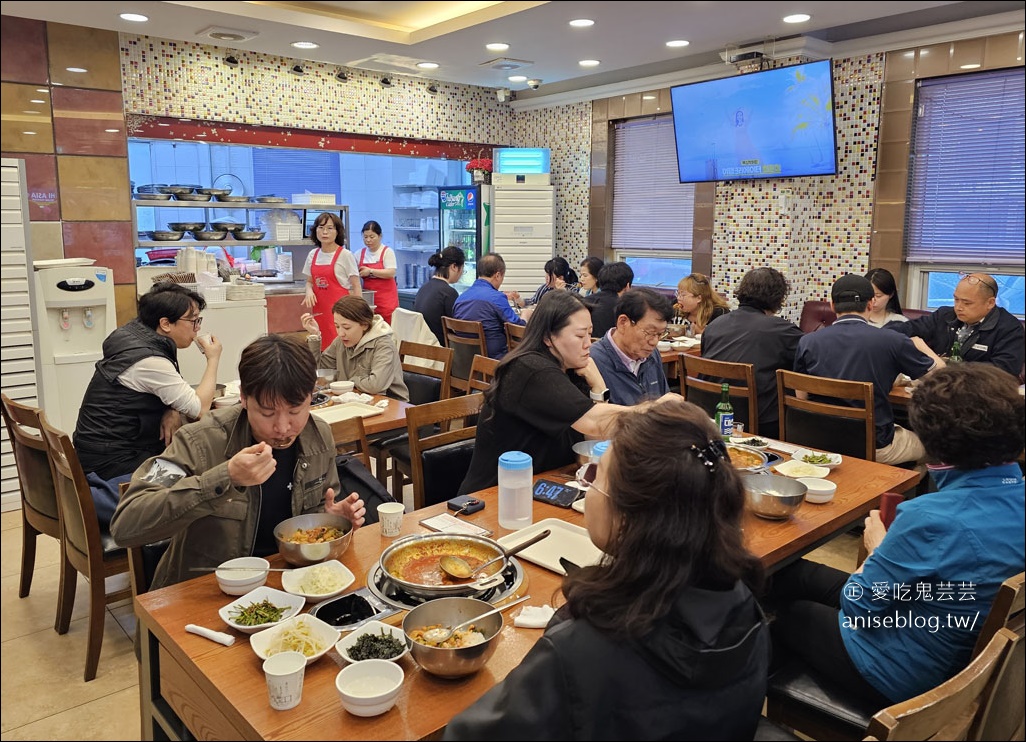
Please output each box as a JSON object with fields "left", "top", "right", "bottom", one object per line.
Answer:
{"left": 314, "top": 315, "right": 410, "bottom": 400}
{"left": 110, "top": 405, "right": 341, "bottom": 591}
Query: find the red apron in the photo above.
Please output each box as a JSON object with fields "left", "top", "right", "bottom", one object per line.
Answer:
{"left": 359, "top": 246, "right": 399, "bottom": 325}
{"left": 310, "top": 247, "right": 349, "bottom": 350}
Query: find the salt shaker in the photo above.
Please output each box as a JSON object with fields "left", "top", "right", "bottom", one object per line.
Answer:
{"left": 498, "top": 451, "right": 533, "bottom": 530}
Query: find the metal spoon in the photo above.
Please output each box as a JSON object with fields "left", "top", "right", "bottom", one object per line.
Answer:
{"left": 438, "top": 529, "right": 551, "bottom": 581}
{"left": 421, "top": 595, "right": 531, "bottom": 644}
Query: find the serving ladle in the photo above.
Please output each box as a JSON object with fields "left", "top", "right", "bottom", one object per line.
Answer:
{"left": 438, "top": 529, "right": 551, "bottom": 581}
{"left": 421, "top": 594, "right": 532, "bottom": 644}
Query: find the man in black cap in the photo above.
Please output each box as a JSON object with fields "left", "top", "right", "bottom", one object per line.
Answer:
{"left": 794, "top": 274, "right": 944, "bottom": 465}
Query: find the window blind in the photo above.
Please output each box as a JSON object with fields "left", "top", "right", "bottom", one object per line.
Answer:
{"left": 905, "top": 68, "right": 1025, "bottom": 266}
{"left": 611, "top": 117, "right": 694, "bottom": 251}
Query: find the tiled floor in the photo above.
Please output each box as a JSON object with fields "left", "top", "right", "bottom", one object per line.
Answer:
{"left": 0, "top": 506, "right": 859, "bottom": 741}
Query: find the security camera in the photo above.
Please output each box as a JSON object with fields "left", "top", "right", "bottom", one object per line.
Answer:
{"left": 426, "top": 84, "right": 438, "bottom": 95}
{"left": 290, "top": 64, "right": 305, "bottom": 76}
{"left": 380, "top": 76, "right": 393, "bottom": 87}
{"left": 223, "top": 55, "right": 240, "bottom": 67}
{"left": 334, "top": 69, "right": 349, "bottom": 83}
{"left": 496, "top": 87, "right": 511, "bottom": 102}
{"left": 527, "top": 79, "right": 542, "bottom": 90}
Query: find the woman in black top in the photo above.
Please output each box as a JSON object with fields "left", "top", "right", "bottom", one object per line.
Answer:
{"left": 413, "top": 246, "right": 465, "bottom": 344}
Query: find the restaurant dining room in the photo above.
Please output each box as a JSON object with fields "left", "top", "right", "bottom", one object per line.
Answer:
{"left": 2, "top": 2, "right": 1025, "bottom": 741}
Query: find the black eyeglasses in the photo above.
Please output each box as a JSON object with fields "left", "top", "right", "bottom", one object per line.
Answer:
{"left": 958, "top": 272, "right": 997, "bottom": 295}
{"left": 177, "top": 316, "right": 203, "bottom": 330}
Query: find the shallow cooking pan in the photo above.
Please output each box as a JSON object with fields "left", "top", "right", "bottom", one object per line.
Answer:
{"left": 379, "top": 533, "right": 506, "bottom": 599}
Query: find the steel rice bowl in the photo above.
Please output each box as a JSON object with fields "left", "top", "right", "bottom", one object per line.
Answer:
{"left": 741, "top": 473, "right": 807, "bottom": 520}
{"left": 378, "top": 533, "right": 506, "bottom": 599}
{"left": 274, "top": 513, "right": 354, "bottom": 566}
{"left": 403, "top": 597, "right": 502, "bottom": 678}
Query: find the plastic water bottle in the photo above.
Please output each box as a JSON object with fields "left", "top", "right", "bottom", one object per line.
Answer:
{"left": 498, "top": 451, "right": 533, "bottom": 530}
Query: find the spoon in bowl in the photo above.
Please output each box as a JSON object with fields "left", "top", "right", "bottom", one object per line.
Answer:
{"left": 438, "top": 529, "right": 551, "bottom": 581}
{"left": 421, "top": 594, "right": 532, "bottom": 644}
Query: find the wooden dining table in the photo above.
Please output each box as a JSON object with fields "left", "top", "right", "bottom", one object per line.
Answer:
{"left": 132, "top": 452, "right": 919, "bottom": 741}
{"left": 316, "top": 394, "right": 411, "bottom": 441}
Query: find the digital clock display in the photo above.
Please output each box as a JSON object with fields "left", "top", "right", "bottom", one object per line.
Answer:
{"left": 532, "top": 479, "right": 582, "bottom": 508}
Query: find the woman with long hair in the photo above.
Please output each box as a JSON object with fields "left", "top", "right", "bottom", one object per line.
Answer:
{"left": 445, "top": 397, "right": 769, "bottom": 740}
{"left": 864, "top": 267, "right": 908, "bottom": 327}
{"left": 526, "top": 256, "right": 580, "bottom": 306}
{"left": 456, "top": 290, "right": 627, "bottom": 496}
{"left": 674, "top": 272, "right": 730, "bottom": 335}
{"left": 301, "top": 212, "right": 361, "bottom": 350}
{"left": 413, "top": 245, "right": 465, "bottom": 344}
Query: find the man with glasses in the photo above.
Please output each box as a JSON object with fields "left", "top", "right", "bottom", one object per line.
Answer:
{"left": 590, "top": 288, "right": 674, "bottom": 405}
{"left": 74, "top": 284, "right": 223, "bottom": 506}
{"left": 885, "top": 272, "right": 1024, "bottom": 379}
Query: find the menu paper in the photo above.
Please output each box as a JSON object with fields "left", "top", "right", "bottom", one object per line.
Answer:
{"left": 418, "top": 513, "right": 492, "bottom": 537}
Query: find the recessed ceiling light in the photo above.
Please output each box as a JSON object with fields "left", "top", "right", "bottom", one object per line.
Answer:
{"left": 508, "top": 75, "right": 527, "bottom": 83}
{"left": 783, "top": 14, "right": 811, "bottom": 24}
{"left": 291, "top": 41, "right": 318, "bottom": 49}
{"left": 960, "top": 63, "right": 982, "bottom": 69}
{"left": 486, "top": 42, "right": 509, "bottom": 52}
{"left": 642, "top": 95, "right": 656, "bottom": 100}
{"left": 569, "top": 19, "right": 594, "bottom": 28}
{"left": 579, "top": 59, "right": 600, "bottom": 68}
{"left": 666, "top": 40, "right": 689, "bottom": 48}
{"left": 66, "top": 67, "right": 87, "bottom": 73}
{"left": 416, "top": 61, "right": 439, "bottom": 70}
{"left": 119, "top": 13, "right": 148, "bottom": 22}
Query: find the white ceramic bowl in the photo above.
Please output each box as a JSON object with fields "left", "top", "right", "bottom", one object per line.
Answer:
{"left": 249, "top": 613, "right": 339, "bottom": 665}
{"left": 774, "top": 459, "right": 830, "bottom": 479}
{"left": 656, "top": 340, "right": 672, "bottom": 352}
{"left": 215, "top": 556, "right": 270, "bottom": 595}
{"left": 213, "top": 395, "right": 241, "bottom": 408}
{"left": 791, "top": 448, "right": 843, "bottom": 469}
{"left": 335, "top": 620, "right": 411, "bottom": 664}
{"left": 280, "top": 560, "right": 356, "bottom": 602}
{"left": 797, "top": 477, "right": 837, "bottom": 504}
{"left": 218, "top": 585, "right": 304, "bottom": 634}
{"left": 335, "top": 659, "right": 404, "bottom": 717}
{"left": 330, "top": 380, "right": 355, "bottom": 394}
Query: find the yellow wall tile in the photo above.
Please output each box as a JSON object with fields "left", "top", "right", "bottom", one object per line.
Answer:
{"left": 56, "top": 156, "right": 131, "bottom": 221}
{"left": 47, "top": 24, "right": 121, "bottom": 91}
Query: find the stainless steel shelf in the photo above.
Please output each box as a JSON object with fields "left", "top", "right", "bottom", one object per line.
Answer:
{"left": 138, "top": 240, "right": 313, "bottom": 248}
{"left": 132, "top": 200, "right": 346, "bottom": 209}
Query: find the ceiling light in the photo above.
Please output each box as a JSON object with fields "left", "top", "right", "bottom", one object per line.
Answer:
{"left": 666, "top": 40, "right": 690, "bottom": 48}
{"left": 783, "top": 14, "right": 811, "bottom": 24}
{"left": 417, "top": 61, "right": 439, "bottom": 70}
{"left": 223, "top": 55, "right": 240, "bottom": 67}
{"left": 29, "top": 99, "right": 45, "bottom": 104}
{"left": 334, "top": 69, "right": 349, "bottom": 82}
{"left": 569, "top": 19, "right": 594, "bottom": 28}
{"left": 290, "top": 64, "right": 305, "bottom": 76}
{"left": 23, "top": 131, "right": 37, "bottom": 135}
{"left": 642, "top": 95, "right": 656, "bottom": 100}
{"left": 291, "top": 41, "right": 318, "bottom": 50}
{"left": 380, "top": 76, "right": 393, "bottom": 87}
{"left": 23, "top": 110, "right": 40, "bottom": 114}
{"left": 486, "top": 42, "right": 509, "bottom": 52}
{"left": 36, "top": 88, "right": 48, "bottom": 93}
{"left": 119, "top": 13, "right": 148, "bottom": 22}
{"left": 960, "top": 63, "right": 982, "bottom": 69}
{"left": 66, "top": 67, "right": 87, "bottom": 73}
{"left": 579, "top": 59, "right": 600, "bottom": 68}
{"left": 427, "top": 84, "right": 438, "bottom": 95}
{"left": 508, "top": 75, "right": 527, "bottom": 83}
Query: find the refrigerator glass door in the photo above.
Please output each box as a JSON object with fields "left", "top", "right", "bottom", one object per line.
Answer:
{"left": 439, "top": 186, "right": 481, "bottom": 289}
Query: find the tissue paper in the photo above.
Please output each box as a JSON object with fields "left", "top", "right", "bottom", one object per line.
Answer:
{"left": 513, "top": 605, "right": 555, "bottom": 629}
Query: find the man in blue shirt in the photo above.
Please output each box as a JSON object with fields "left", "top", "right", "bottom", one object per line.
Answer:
{"left": 453, "top": 253, "right": 530, "bottom": 359}
{"left": 590, "top": 288, "right": 673, "bottom": 405}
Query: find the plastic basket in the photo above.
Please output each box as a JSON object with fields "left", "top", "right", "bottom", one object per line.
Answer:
{"left": 226, "top": 283, "right": 266, "bottom": 300}
{"left": 201, "top": 284, "right": 227, "bottom": 302}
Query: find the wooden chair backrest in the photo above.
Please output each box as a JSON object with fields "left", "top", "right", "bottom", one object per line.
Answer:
{"left": 442, "top": 317, "right": 488, "bottom": 393}
{"left": 1, "top": 393, "right": 61, "bottom": 528}
{"left": 865, "top": 628, "right": 1016, "bottom": 741}
{"left": 973, "top": 571, "right": 1025, "bottom": 658}
{"left": 681, "top": 355, "right": 760, "bottom": 435}
{"left": 974, "top": 624, "right": 1025, "bottom": 741}
{"left": 399, "top": 340, "right": 453, "bottom": 403}
{"left": 776, "top": 369, "right": 876, "bottom": 461}
{"left": 468, "top": 354, "right": 499, "bottom": 394}
{"left": 406, "top": 394, "right": 484, "bottom": 511}
{"left": 332, "top": 415, "right": 372, "bottom": 469}
{"left": 504, "top": 321, "right": 526, "bottom": 352}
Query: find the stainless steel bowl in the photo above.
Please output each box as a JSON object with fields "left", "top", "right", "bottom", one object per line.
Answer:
{"left": 741, "top": 473, "right": 807, "bottom": 520}
{"left": 159, "top": 185, "right": 195, "bottom": 195}
{"left": 210, "top": 221, "right": 242, "bottom": 232}
{"left": 192, "top": 229, "right": 228, "bottom": 240}
{"left": 255, "top": 195, "right": 287, "bottom": 203}
{"left": 175, "top": 192, "right": 213, "bottom": 201}
{"left": 726, "top": 443, "right": 770, "bottom": 472}
{"left": 148, "top": 230, "right": 184, "bottom": 241}
{"left": 168, "top": 222, "right": 206, "bottom": 232}
{"left": 572, "top": 439, "right": 603, "bottom": 466}
{"left": 136, "top": 192, "right": 172, "bottom": 201}
{"left": 233, "top": 230, "right": 266, "bottom": 240}
{"left": 216, "top": 194, "right": 252, "bottom": 202}
{"left": 274, "top": 512, "right": 354, "bottom": 566}
{"left": 196, "top": 187, "right": 230, "bottom": 196}
{"left": 403, "top": 597, "right": 502, "bottom": 678}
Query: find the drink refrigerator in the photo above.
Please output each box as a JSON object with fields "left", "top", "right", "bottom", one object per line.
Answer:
{"left": 439, "top": 185, "right": 491, "bottom": 290}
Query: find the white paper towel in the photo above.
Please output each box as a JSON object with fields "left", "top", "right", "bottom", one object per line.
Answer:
{"left": 185, "top": 624, "right": 235, "bottom": 646}
{"left": 513, "top": 605, "right": 555, "bottom": 629}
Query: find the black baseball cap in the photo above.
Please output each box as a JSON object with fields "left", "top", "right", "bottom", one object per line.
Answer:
{"left": 831, "top": 274, "right": 874, "bottom": 303}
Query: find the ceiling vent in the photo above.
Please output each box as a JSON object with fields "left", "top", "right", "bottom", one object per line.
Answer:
{"left": 197, "top": 26, "right": 259, "bottom": 43}
{"left": 481, "top": 58, "right": 533, "bottom": 72}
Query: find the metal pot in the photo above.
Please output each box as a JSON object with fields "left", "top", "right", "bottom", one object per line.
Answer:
{"left": 725, "top": 443, "right": 769, "bottom": 472}
{"left": 378, "top": 533, "right": 506, "bottom": 599}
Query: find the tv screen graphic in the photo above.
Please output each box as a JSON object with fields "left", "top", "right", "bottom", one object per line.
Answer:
{"left": 670, "top": 60, "right": 838, "bottom": 183}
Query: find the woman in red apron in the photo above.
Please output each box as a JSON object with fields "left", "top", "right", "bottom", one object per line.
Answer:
{"left": 302, "top": 212, "right": 360, "bottom": 350}
{"left": 358, "top": 220, "right": 399, "bottom": 325}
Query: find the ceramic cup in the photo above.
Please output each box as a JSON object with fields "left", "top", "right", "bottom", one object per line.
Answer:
{"left": 263, "top": 650, "right": 306, "bottom": 711}
{"left": 377, "top": 502, "right": 405, "bottom": 538}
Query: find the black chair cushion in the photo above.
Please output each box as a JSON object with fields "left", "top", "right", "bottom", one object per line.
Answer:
{"left": 404, "top": 371, "right": 441, "bottom": 406}
{"left": 785, "top": 408, "right": 870, "bottom": 460}
{"left": 766, "top": 659, "right": 875, "bottom": 738}
{"left": 389, "top": 441, "right": 412, "bottom": 468}
{"left": 421, "top": 440, "right": 476, "bottom": 507}
{"left": 754, "top": 716, "right": 802, "bottom": 741}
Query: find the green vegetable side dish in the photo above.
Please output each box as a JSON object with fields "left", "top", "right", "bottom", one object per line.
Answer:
{"left": 801, "top": 452, "right": 833, "bottom": 465}
{"left": 747, "top": 438, "right": 768, "bottom": 447}
{"left": 228, "top": 598, "right": 288, "bottom": 626}
{"left": 347, "top": 630, "right": 405, "bottom": 661}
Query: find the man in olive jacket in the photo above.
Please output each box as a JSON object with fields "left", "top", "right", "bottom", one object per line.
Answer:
{"left": 111, "top": 335, "right": 366, "bottom": 591}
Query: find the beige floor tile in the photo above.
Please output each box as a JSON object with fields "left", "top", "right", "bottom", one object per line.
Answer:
{"left": 1, "top": 522, "right": 63, "bottom": 579}
{"left": 0, "top": 611, "right": 137, "bottom": 732}
{"left": 1, "top": 565, "right": 89, "bottom": 642}
{"left": 110, "top": 600, "right": 138, "bottom": 638}
{"left": 2, "top": 509, "right": 22, "bottom": 531}
{"left": 804, "top": 532, "right": 861, "bottom": 573}
{"left": 0, "top": 685, "right": 141, "bottom": 741}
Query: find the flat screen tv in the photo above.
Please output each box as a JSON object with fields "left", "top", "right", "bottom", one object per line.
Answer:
{"left": 669, "top": 59, "right": 837, "bottom": 183}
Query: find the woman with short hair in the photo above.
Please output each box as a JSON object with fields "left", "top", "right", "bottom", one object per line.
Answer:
{"left": 578, "top": 256, "right": 604, "bottom": 297}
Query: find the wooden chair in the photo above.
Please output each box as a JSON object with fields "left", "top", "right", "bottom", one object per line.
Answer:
{"left": 442, "top": 316, "right": 488, "bottom": 395}
{"left": 1, "top": 394, "right": 62, "bottom": 607}
{"left": 974, "top": 621, "right": 1025, "bottom": 740}
{"left": 504, "top": 321, "right": 526, "bottom": 352}
{"left": 864, "top": 628, "right": 1019, "bottom": 741}
{"left": 332, "top": 415, "right": 372, "bottom": 469}
{"left": 394, "top": 394, "right": 485, "bottom": 511}
{"left": 370, "top": 341, "right": 454, "bottom": 492}
{"left": 40, "top": 415, "right": 130, "bottom": 682}
{"left": 468, "top": 353, "right": 499, "bottom": 393}
{"left": 776, "top": 369, "right": 876, "bottom": 461}
{"left": 680, "top": 355, "right": 760, "bottom": 435}
{"left": 972, "top": 571, "right": 1025, "bottom": 657}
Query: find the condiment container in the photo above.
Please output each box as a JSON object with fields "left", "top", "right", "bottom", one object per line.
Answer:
{"left": 498, "top": 451, "right": 533, "bottom": 530}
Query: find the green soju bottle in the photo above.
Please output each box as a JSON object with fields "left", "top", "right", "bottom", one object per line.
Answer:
{"left": 714, "top": 383, "right": 734, "bottom": 439}
{"left": 949, "top": 338, "right": 963, "bottom": 363}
